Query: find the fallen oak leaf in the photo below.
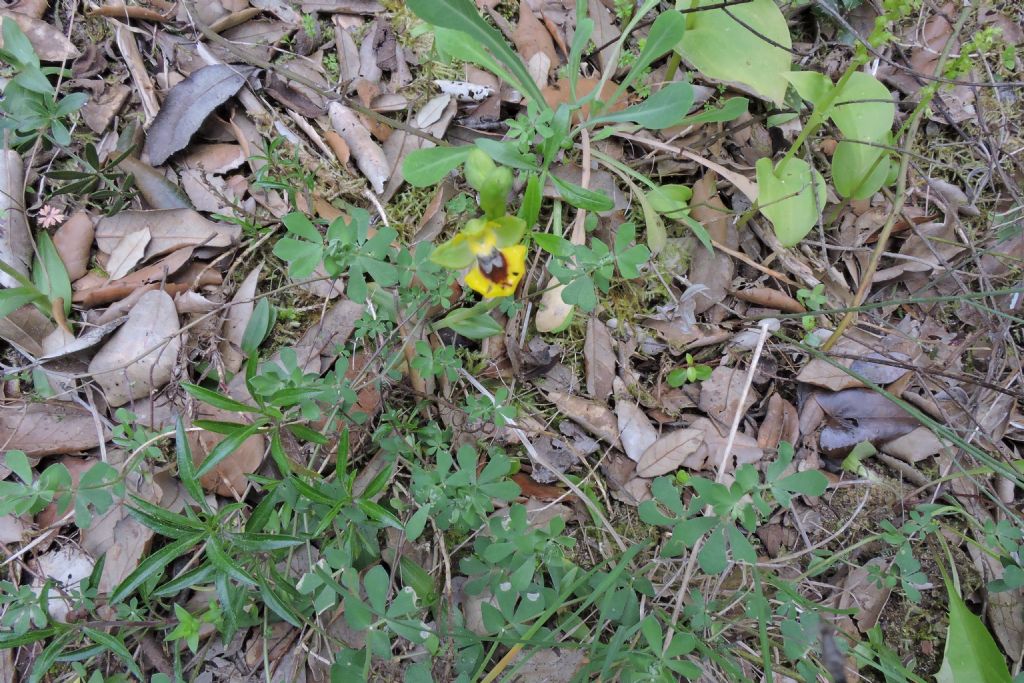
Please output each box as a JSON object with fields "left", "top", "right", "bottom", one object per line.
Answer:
{"left": 143, "top": 64, "right": 255, "bottom": 166}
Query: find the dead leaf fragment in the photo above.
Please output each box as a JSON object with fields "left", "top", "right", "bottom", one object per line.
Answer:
{"left": 0, "top": 150, "right": 32, "bottom": 287}
{"left": 328, "top": 101, "right": 389, "bottom": 194}
{"left": 512, "top": 2, "right": 557, "bottom": 79}
{"left": 687, "top": 174, "right": 735, "bottom": 314}
{"left": 614, "top": 378, "right": 658, "bottom": 462}
{"left": 189, "top": 407, "right": 265, "bottom": 497}
{"left": 0, "top": 11, "right": 80, "bottom": 61}
{"left": 544, "top": 390, "right": 618, "bottom": 444}
{"left": 220, "top": 264, "right": 261, "bottom": 373}
{"left": 144, "top": 64, "right": 252, "bottom": 166}
{"left": 699, "top": 366, "right": 758, "bottom": 425}
{"left": 689, "top": 417, "right": 764, "bottom": 471}
{"left": 105, "top": 228, "right": 151, "bottom": 280}
{"left": 584, "top": 316, "right": 615, "bottom": 401}
{"left": 636, "top": 428, "right": 704, "bottom": 478}
{"left": 95, "top": 209, "right": 240, "bottom": 258}
{"left": 52, "top": 210, "right": 95, "bottom": 281}
{"left": 31, "top": 546, "right": 93, "bottom": 622}
{"left": 0, "top": 401, "right": 110, "bottom": 455}
{"left": 87, "top": 290, "right": 182, "bottom": 407}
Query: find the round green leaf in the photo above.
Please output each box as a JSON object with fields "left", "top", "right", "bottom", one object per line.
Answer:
{"left": 676, "top": 0, "right": 792, "bottom": 105}
{"left": 830, "top": 71, "right": 894, "bottom": 142}
{"left": 756, "top": 157, "right": 826, "bottom": 247}
{"left": 832, "top": 139, "right": 891, "bottom": 200}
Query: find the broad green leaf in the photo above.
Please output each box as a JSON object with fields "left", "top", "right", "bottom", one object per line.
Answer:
{"left": 474, "top": 138, "right": 538, "bottom": 171}
{"left": 832, "top": 139, "right": 891, "bottom": 199}
{"left": 677, "top": 96, "right": 748, "bottom": 126}
{"left": 646, "top": 184, "right": 692, "bottom": 219}
{"left": 783, "top": 71, "right": 833, "bottom": 105}
{"left": 433, "top": 307, "right": 503, "bottom": 339}
{"left": 830, "top": 71, "right": 894, "bottom": 142}
{"left": 402, "top": 146, "right": 471, "bottom": 187}
{"left": 0, "top": 286, "right": 44, "bottom": 319}
{"left": 551, "top": 175, "right": 615, "bottom": 212}
{"left": 281, "top": 212, "right": 321, "bottom": 241}
{"left": 935, "top": 584, "right": 1012, "bottom": 683}
{"left": 32, "top": 232, "right": 71, "bottom": 316}
{"left": 755, "top": 157, "right": 826, "bottom": 247}
{"left": 675, "top": 0, "right": 792, "bottom": 105}
{"left": 407, "top": 0, "right": 545, "bottom": 105}
{"left": 590, "top": 82, "right": 696, "bottom": 129}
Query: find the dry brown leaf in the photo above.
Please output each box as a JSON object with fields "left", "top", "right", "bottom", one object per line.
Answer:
{"left": 545, "top": 389, "right": 618, "bottom": 444}
{"left": 116, "top": 156, "right": 192, "bottom": 210}
{"left": 689, "top": 417, "right": 763, "bottom": 471}
{"left": 584, "top": 316, "right": 615, "bottom": 401}
{"left": 87, "top": 290, "right": 182, "bottom": 407}
{"left": 189, "top": 406, "right": 265, "bottom": 497}
{"left": 328, "top": 101, "right": 389, "bottom": 194}
{"left": 0, "top": 305, "right": 54, "bottom": 357}
{"left": 180, "top": 143, "right": 247, "bottom": 173}
{"left": 541, "top": 77, "right": 625, "bottom": 123}
{"left": 0, "top": 150, "right": 32, "bottom": 287}
{"left": 614, "top": 378, "right": 658, "bottom": 462}
{"left": 815, "top": 388, "right": 918, "bottom": 457}
{"left": 636, "top": 428, "right": 704, "bottom": 478}
{"left": 174, "top": 291, "right": 218, "bottom": 314}
{"left": 220, "top": 264, "right": 261, "bottom": 373}
{"left": 105, "top": 228, "right": 151, "bottom": 281}
{"left": 757, "top": 392, "right": 799, "bottom": 450}
{"left": 4, "top": 0, "right": 47, "bottom": 18}
{"left": 687, "top": 173, "right": 735, "bottom": 314}
{"left": 0, "top": 514, "right": 26, "bottom": 544}
{"left": 53, "top": 210, "right": 95, "bottom": 281}
{"left": 586, "top": 0, "right": 619, "bottom": 73}
{"left": 512, "top": 1, "right": 557, "bottom": 79}
{"left": 509, "top": 648, "right": 587, "bottom": 683}
{"left": 81, "top": 82, "right": 131, "bottom": 134}
{"left": 0, "top": 401, "right": 109, "bottom": 455}
{"left": 95, "top": 209, "right": 240, "bottom": 259}
{"left": 796, "top": 335, "right": 874, "bottom": 391}
{"left": 880, "top": 426, "right": 950, "bottom": 463}
{"left": 699, "top": 365, "right": 759, "bottom": 426}
{"left": 0, "top": 11, "right": 80, "bottom": 61}
{"left": 301, "top": 0, "right": 384, "bottom": 12}
{"left": 144, "top": 64, "right": 253, "bottom": 166}
{"left": 838, "top": 558, "right": 891, "bottom": 634}
{"left": 732, "top": 286, "right": 804, "bottom": 313}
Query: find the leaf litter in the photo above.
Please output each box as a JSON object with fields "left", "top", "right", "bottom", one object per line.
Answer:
{"left": 0, "top": 0, "right": 1021, "bottom": 680}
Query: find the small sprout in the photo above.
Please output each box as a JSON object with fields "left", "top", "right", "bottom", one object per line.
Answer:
{"left": 667, "top": 354, "right": 713, "bottom": 386}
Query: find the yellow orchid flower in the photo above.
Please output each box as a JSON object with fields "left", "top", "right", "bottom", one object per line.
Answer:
{"left": 464, "top": 244, "right": 527, "bottom": 298}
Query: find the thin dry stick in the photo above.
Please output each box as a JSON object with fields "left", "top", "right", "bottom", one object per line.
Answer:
{"left": 822, "top": 6, "right": 972, "bottom": 352}
{"left": 662, "top": 319, "right": 773, "bottom": 656}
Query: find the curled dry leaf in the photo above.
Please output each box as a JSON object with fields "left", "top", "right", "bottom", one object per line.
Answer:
{"left": 95, "top": 209, "right": 240, "bottom": 258}
{"left": 796, "top": 335, "right": 875, "bottom": 391}
{"left": 38, "top": 317, "right": 127, "bottom": 360}
{"left": 584, "top": 316, "right": 615, "bottom": 401}
{"left": 815, "top": 388, "right": 918, "bottom": 457}
{"left": 687, "top": 173, "right": 735, "bottom": 314}
{"left": 189, "top": 407, "right": 265, "bottom": 497}
{"left": 614, "top": 378, "right": 658, "bottom": 463}
{"left": 72, "top": 246, "right": 195, "bottom": 308}
{"left": 105, "top": 227, "right": 151, "bottom": 280}
{"left": 180, "top": 143, "right": 247, "bottom": 173}
{"left": 732, "top": 286, "right": 804, "bottom": 313}
{"left": 0, "top": 150, "right": 33, "bottom": 287}
{"left": 144, "top": 64, "right": 253, "bottom": 166}
{"left": 87, "top": 290, "right": 182, "bottom": 407}
{"left": 52, "top": 210, "right": 95, "bottom": 281}
{"left": 512, "top": 1, "right": 557, "bottom": 79}
{"left": 699, "top": 365, "right": 759, "bottom": 426}
{"left": 688, "top": 416, "right": 763, "bottom": 472}
{"left": 0, "top": 401, "right": 110, "bottom": 455}
{"left": 116, "top": 157, "right": 192, "bottom": 210}
{"left": 757, "top": 392, "right": 799, "bottom": 449}
{"left": 0, "top": 11, "right": 80, "bottom": 61}
{"left": 328, "top": 101, "right": 389, "bottom": 194}
{"left": 838, "top": 558, "right": 892, "bottom": 634}
{"left": 636, "top": 427, "right": 705, "bottom": 478}
{"left": 220, "top": 264, "right": 261, "bottom": 373}
{"left": 544, "top": 389, "right": 618, "bottom": 444}
{"left": 0, "top": 305, "right": 54, "bottom": 357}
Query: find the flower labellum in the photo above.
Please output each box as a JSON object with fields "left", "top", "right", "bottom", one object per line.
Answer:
{"left": 465, "top": 244, "right": 526, "bottom": 298}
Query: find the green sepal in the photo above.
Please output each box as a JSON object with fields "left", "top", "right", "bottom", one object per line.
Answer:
{"left": 491, "top": 216, "right": 526, "bottom": 247}
{"left": 430, "top": 235, "right": 475, "bottom": 269}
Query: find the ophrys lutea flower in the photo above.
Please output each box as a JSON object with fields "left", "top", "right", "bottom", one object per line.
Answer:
{"left": 431, "top": 215, "right": 527, "bottom": 299}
